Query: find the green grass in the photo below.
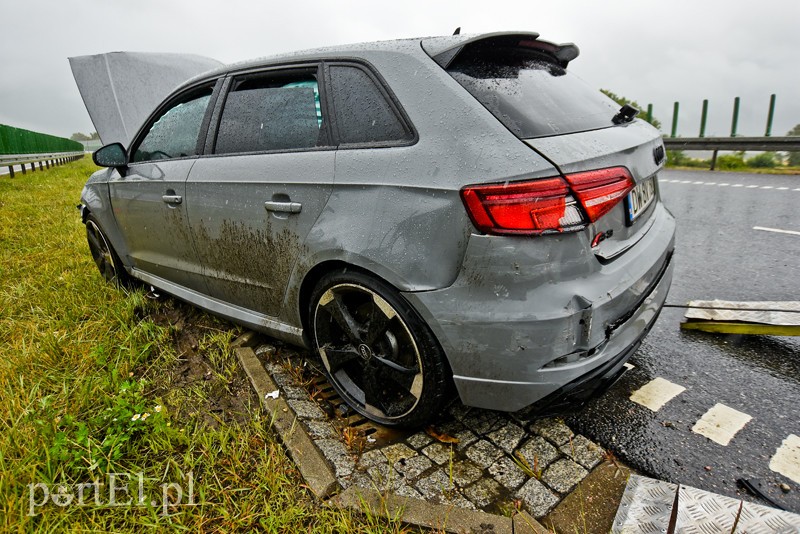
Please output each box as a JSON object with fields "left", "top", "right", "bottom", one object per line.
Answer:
{"left": 0, "top": 159, "right": 411, "bottom": 532}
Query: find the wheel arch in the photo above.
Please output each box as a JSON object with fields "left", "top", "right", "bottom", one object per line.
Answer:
{"left": 80, "top": 179, "right": 132, "bottom": 272}
{"left": 297, "top": 258, "right": 456, "bottom": 385}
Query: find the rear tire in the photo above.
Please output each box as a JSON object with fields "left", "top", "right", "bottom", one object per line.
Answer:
{"left": 309, "top": 270, "right": 451, "bottom": 428}
{"left": 85, "top": 216, "right": 132, "bottom": 287}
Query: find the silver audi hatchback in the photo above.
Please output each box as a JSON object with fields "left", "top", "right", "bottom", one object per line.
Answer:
{"left": 73, "top": 32, "right": 675, "bottom": 427}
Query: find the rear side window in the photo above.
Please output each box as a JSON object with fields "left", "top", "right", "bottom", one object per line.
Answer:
{"left": 447, "top": 43, "right": 619, "bottom": 138}
{"left": 215, "top": 71, "right": 325, "bottom": 154}
{"left": 328, "top": 65, "right": 412, "bottom": 145}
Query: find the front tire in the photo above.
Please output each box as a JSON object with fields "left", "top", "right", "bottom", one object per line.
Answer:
{"left": 309, "top": 270, "right": 451, "bottom": 428}
{"left": 85, "top": 216, "right": 131, "bottom": 287}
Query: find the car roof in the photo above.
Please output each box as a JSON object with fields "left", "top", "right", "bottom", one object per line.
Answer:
{"left": 71, "top": 32, "right": 577, "bottom": 148}
{"left": 184, "top": 31, "right": 575, "bottom": 85}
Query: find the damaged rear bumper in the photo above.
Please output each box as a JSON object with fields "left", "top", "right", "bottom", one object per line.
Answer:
{"left": 403, "top": 202, "right": 675, "bottom": 412}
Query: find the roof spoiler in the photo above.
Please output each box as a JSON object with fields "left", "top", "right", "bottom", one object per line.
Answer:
{"left": 421, "top": 32, "right": 579, "bottom": 69}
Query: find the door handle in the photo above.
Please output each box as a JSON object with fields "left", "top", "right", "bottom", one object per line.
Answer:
{"left": 264, "top": 201, "right": 302, "bottom": 214}
{"left": 162, "top": 195, "right": 183, "bottom": 205}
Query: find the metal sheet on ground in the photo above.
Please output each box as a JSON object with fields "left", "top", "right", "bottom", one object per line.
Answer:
{"left": 612, "top": 475, "right": 800, "bottom": 533}
{"left": 611, "top": 475, "right": 676, "bottom": 532}
{"left": 683, "top": 301, "right": 800, "bottom": 326}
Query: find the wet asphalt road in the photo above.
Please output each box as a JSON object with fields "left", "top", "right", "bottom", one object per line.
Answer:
{"left": 566, "top": 169, "right": 800, "bottom": 512}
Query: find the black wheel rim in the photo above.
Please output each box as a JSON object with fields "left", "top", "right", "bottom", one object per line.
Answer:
{"left": 86, "top": 220, "right": 117, "bottom": 282}
{"left": 313, "top": 283, "right": 423, "bottom": 421}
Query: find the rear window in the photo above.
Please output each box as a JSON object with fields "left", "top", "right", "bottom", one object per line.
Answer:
{"left": 447, "top": 44, "right": 619, "bottom": 139}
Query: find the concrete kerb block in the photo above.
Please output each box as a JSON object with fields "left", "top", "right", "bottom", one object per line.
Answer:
{"left": 235, "top": 346, "right": 339, "bottom": 499}
{"left": 230, "top": 330, "right": 260, "bottom": 349}
{"left": 328, "top": 485, "right": 531, "bottom": 534}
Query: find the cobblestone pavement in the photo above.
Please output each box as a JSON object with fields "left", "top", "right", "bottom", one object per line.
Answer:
{"left": 255, "top": 341, "right": 608, "bottom": 519}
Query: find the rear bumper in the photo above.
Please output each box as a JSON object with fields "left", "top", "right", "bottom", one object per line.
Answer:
{"left": 403, "top": 202, "right": 675, "bottom": 412}
{"left": 516, "top": 273, "right": 667, "bottom": 418}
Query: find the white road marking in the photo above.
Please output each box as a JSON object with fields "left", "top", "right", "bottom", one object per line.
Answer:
{"left": 623, "top": 362, "right": 635, "bottom": 370}
{"left": 660, "top": 178, "right": 799, "bottom": 191}
{"left": 769, "top": 434, "right": 800, "bottom": 484}
{"left": 630, "top": 377, "right": 686, "bottom": 412}
{"left": 691, "top": 403, "right": 753, "bottom": 446}
{"left": 753, "top": 226, "right": 800, "bottom": 236}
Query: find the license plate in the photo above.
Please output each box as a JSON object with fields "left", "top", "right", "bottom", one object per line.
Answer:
{"left": 625, "top": 177, "right": 656, "bottom": 224}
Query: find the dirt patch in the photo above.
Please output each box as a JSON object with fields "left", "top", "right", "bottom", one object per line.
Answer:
{"left": 144, "top": 297, "right": 258, "bottom": 428}
{"left": 191, "top": 219, "right": 310, "bottom": 317}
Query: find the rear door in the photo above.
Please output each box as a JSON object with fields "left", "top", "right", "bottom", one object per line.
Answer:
{"left": 186, "top": 64, "right": 335, "bottom": 318}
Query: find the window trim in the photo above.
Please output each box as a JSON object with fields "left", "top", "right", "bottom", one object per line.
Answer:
{"left": 206, "top": 62, "right": 337, "bottom": 158}
{"left": 322, "top": 59, "right": 418, "bottom": 150}
{"left": 127, "top": 78, "right": 222, "bottom": 165}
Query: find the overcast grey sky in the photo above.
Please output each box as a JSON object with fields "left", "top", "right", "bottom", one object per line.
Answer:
{"left": 1, "top": 0, "right": 798, "bottom": 141}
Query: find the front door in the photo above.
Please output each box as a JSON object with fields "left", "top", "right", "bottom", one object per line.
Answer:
{"left": 111, "top": 84, "right": 215, "bottom": 292}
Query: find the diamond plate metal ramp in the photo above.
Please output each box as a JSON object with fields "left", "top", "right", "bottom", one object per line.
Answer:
{"left": 611, "top": 475, "right": 677, "bottom": 533}
{"left": 674, "top": 485, "right": 742, "bottom": 532}
{"left": 611, "top": 475, "right": 800, "bottom": 533}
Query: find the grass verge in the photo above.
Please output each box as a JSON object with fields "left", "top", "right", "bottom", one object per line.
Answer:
{"left": 0, "top": 158, "right": 411, "bottom": 532}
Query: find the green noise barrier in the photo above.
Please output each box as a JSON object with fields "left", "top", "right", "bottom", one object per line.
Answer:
{"left": 0, "top": 124, "right": 83, "bottom": 154}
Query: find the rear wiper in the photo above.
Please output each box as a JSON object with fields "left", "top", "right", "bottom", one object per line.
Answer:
{"left": 612, "top": 104, "right": 639, "bottom": 125}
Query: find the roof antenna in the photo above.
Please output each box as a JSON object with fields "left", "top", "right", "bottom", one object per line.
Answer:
{"left": 453, "top": 27, "right": 461, "bottom": 35}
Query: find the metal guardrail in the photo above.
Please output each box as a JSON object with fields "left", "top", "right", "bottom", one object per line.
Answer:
{"left": 1, "top": 151, "right": 85, "bottom": 178}
{"left": 663, "top": 136, "right": 800, "bottom": 152}
{"left": 662, "top": 136, "right": 800, "bottom": 171}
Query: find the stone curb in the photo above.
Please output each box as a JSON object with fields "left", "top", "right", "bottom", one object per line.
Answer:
{"left": 234, "top": 340, "right": 552, "bottom": 533}
{"left": 328, "top": 485, "right": 548, "bottom": 534}
{"left": 235, "top": 346, "right": 339, "bottom": 499}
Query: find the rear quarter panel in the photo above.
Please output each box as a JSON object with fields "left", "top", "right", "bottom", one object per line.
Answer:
{"left": 300, "top": 46, "right": 560, "bottom": 296}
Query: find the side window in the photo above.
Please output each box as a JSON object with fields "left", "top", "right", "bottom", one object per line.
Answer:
{"left": 328, "top": 65, "right": 412, "bottom": 145}
{"left": 132, "top": 87, "right": 213, "bottom": 163}
{"left": 215, "top": 72, "right": 324, "bottom": 154}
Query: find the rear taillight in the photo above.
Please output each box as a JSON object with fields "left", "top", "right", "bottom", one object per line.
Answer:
{"left": 563, "top": 167, "right": 635, "bottom": 223}
{"left": 460, "top": 167, "right": 634, "bottom": 236}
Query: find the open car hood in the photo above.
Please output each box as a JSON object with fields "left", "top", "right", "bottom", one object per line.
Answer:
{"left": 69, "top": 52, "right": 223, "bottom": 147}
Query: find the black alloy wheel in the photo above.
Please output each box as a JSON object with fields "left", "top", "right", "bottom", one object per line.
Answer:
{"left": 310, "top": 271, "right": 450, "bottom": 427}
